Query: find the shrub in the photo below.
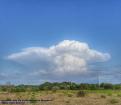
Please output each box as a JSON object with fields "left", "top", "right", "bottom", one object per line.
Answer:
{"left": 110, "top": 99, "right": 119, "bottom": 104}
{"left": 103, "top": 83, "right": 113, "bottom": 89}
{"left": 67, "top": 93, "right": 73, "bottom": 97}
{"left": 100, "top": 94, "right": 106, "bottom": 98}
{"left": 117, "top": 93, "right": 121, "bottom": 97}
{"left": 77, "top": 90, "right": 86, "bottom": 97}
{"left": 52, "top": 86, "right": 60, "bottom": 93}
{"left": 65, "top": 99, "right": 70, "bottom": 103}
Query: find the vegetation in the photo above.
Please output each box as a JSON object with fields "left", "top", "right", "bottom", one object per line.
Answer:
{"left": 100, "top": 94, "right": 106, "bottom": 98}
{"left": 0, "top": 83, "right": 121, "bottom": 105}
{"left": 109, "top": 98, "right": 119, "bottom": 104}
{"left": 77, "top": 90, "right": 86, "bottom": 97}
{"left": 0, "top": 82, "right": 121, "bottom": 92}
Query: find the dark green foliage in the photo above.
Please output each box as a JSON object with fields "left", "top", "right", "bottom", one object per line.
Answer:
{"left": 0, "top": 82, "right": 121, "bottom": 92}
{"left": 11, "top": 85, "right": 26, "bottom": 92}
{"left": 100, "top": 83, "right": 113, "bottom": 89}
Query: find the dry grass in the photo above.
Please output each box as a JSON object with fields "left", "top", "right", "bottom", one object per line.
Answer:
{"left": 0, "top": 90, "right": 121, "bottom": 105}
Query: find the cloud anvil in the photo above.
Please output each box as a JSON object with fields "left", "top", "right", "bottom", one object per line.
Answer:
{"left": 7, "top": 40, "right": 110, "bottom": 77}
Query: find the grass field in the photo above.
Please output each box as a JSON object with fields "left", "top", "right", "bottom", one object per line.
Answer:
{"left": 0, "top": 90, "right": 121, "bottom": 105}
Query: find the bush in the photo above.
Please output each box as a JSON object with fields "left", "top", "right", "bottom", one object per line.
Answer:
{"left": 65, "top": 100, "right": 70, "bottom": 103}
{"left": 100, "top": 83, "right": 113, "bottom": 89}
{"left": 110, "top": 99, "right": 119, "bottom": 104}
{"left": 77, "top": 90, "right": 86, "bottom": 97}
{"left": 117, "top": 93, "right": 121, "bottom": 97}
{"left": 52, "top": 86, "right": 60, "bottom": 93}
{"left": 67, "top": 93, "right": 73, "bottom": 97}
{"left": 100, "top": 94, "right": 106, "bottom": 98}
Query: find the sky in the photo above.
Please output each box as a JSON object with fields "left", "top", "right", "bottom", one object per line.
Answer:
{"left": 0, "top": 0, "right": 121, "bottom": 84}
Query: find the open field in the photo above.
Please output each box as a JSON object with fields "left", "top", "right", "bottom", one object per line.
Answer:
{"left": 0, "top": 90, "right": 121, "bottom": 105}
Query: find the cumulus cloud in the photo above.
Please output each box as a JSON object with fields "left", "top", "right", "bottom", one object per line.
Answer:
{"left": 7, "top": 40, "right": 110, "bottom": 76}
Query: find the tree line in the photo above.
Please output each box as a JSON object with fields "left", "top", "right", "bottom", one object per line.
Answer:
{"left": 0, "top": 82, "right": 121, "bottom": 92}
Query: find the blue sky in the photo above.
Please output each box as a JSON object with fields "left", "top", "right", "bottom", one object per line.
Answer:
{"left": 0, "top": 0, "right": 121, "bottom": 84}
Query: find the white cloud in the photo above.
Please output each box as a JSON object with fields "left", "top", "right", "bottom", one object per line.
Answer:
{"left": 7, "top": 40, "right": 110, "bottom": 76}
